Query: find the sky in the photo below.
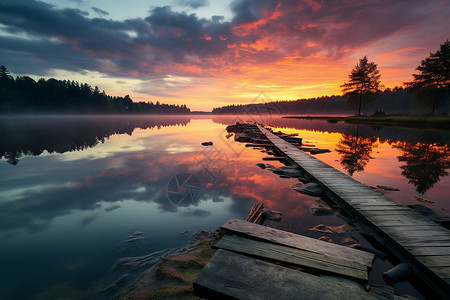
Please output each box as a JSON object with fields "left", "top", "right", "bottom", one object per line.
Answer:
{"left": 0, "top": 0, "right": 449, "bottom": 111}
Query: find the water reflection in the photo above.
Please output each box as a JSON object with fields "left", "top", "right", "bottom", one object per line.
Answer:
{"left": 0, "top": 115, "right": 449, "bottom": 299}
{"left": 335, "top": 126, "right": 377, "bottom": 176}
{"left": 393, "top": 140, "right": 450, "bottom": 194}
{"left": 0, "top": 115, "right": 190, "bottom": 165}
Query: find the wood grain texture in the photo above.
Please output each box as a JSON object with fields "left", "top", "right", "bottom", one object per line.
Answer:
{"left": 213, "top": 235, "right": 368, "bottom": 281}
{"left": 221, "top": 218, "right": 374, "bottom": 267}
{"left": 193, "top": 250, "right": 384, "bottom": 300}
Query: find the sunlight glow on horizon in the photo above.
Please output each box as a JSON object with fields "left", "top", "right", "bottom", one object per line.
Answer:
{"left": 1, "top": 0, "right": 448, "bottom": 111}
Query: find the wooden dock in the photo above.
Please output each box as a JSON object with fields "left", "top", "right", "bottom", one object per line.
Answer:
{"left": 256, "top": 124, "right": 450, "bottom": 298}
{"left": 194, "top": 219, "right": 383, "bottom": 299}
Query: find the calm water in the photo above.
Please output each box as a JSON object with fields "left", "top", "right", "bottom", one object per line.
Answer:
{"left": 1, "top": 115, "right": 449, "bottom": 299}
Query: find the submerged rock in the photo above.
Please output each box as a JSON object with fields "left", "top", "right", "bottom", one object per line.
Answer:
{"left": 262, "top": 208, "right": 283, "bottom": 222}
{"left": 311, "top": 206, "right": 334, "bottom": 216}
{"left": 309, "top": 149, "right": 331, "bottom": 154}
{"left": 292, "top": 182, "right": 323, "bottom": 196}
{"left": 318, "top": 236, "right": 334, "bottom": 243}
{"left": 414, "top": 196, "right": 435, "bottom": 203}
{"left": 382, "top": 263, "right": 413, "bottom": 285}
{"left": 376, "top": 185, "right": 399, "bottom": 191}
{"left": 271, "top": 165, "right": 304, "bottom": 178}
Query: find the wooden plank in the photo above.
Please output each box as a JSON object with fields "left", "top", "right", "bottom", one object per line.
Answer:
{"left": 221, "top": 219, "right": 374, "bottom": 267}
{"left": 400, "top": 240, "right": 450, "bottom": 247}
{"left": 193, "top": 250, "right": 383, "bottom": 300}
{"left": 405, "top": 246, "right": 450, "bottom": 256}
{"left": 416, "top": 256, "right": 450, "bottom": 267}
{"left": 429, "top": 267, "right": 450, "bottom": 278}
{"left": 354, "top": 206, "right": 411, "bottom": 212}
{"left": 214, "top": 235, "right": 368, "bottom": 281}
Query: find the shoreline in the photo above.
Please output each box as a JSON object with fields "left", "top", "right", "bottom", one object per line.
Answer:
{"left": 283, "top": 115, "right": 450, "bottom": 129}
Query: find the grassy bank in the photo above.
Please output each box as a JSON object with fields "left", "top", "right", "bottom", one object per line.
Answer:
{"left": 283, "top": 115, "right": 450, "bottom": 129}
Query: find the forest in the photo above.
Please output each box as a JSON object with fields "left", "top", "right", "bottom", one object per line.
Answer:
{"left": 0, "top": 66, "right": 190, "bottom": 114}
{"left": 212, "top": 86, "right": 450, "bottom": 116}
{"left": 211, "top": 88, "right": 446, "bottom": 115}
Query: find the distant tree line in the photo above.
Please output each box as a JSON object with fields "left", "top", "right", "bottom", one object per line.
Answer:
{"left": 212, "top": 87, "right": 427, "bottom": 115}
{"left": 0, "top": 66, "right": 190, "bottom": 114}
{"left": 214, "top": 40, "right": 450, "bottom": 116}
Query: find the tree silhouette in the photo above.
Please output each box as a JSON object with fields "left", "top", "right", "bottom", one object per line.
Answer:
{"left": 0, "top": 116, "right": 191, "bottom": 165}
{"left": 0, "top": 65, "right": 13, "bottom": 88}
{"left": 341, "top": 56, "right": 382, "bottom": 116}
{"left": 394, "top": 140, "right": 450, "bottom": 194}
{"left": 0, "top": 66, "right": 191, "bottom": 114}
{"left": 335, "top": 126, "right": 377, "bottom": 176}
{"left": 405, "top": 40, "right": 450, "bottom": 114}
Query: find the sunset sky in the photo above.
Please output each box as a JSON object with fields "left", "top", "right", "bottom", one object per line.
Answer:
{"left": 0, "top": 0, "right": 449, "bottom": 111}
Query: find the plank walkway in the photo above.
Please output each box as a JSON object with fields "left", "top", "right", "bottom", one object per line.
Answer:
{"left": 194, "top": 249, "right": 385, "bottom": 300}
{"left": 221, "top": 218, "right": 373, "bottom": 267}
{"left": 216, "top": 224, "right": 369, "bottom": 281}
{"left": 257, "top": 125, "right": 450, "bottom": 298}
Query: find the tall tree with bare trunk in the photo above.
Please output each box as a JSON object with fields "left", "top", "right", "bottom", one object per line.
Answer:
{"left": 341, "top": 56, "right": 382, "bottom": 116}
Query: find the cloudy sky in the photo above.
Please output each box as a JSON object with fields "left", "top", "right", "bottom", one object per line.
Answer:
{"left": 0, "top": 0, "right": 449, "bottom": 111}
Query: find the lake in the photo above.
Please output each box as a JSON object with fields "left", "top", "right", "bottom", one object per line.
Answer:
{"left": 1, "top": 115, "right": 449, "bottom": 299}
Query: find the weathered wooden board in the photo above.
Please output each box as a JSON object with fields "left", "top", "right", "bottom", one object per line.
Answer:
{"left": 221, "top": 218, "right": 374, "bottom": 267}
{"left": 405, "top": 246, "right": 450, "bottom": 256}
{"left": 193, "top": 250, "right": 383, "bottom": 300}
{"left": 417, "top": 256, "right": 450, "bottom": 267}
{"left": 354, "top": 206, "right": 411, "bottom": 212}
{"left": 214, "top": 235, "right": 368, "bottom": 281}
{"left": 400, "top": 240, "right": 450, "bottom": 247}
{"left": 429, "top": 266, "right": 450, "bottom": 279}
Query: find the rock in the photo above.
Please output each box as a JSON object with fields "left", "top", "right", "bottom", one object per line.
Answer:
{"left": 311, "top": 207, "right": 334, "bottom": 216}
{"left": 310, "top": 149, "right": 331, "bottom": 154}
{"left": 414, "top": 196, "right": 435, "bottom": 203}
{"left": 292, "top": 182, "right": 323, "bottom": 196}
{"left": 382, "top": 263, "right": 413, "bottom": 285}
{"left": 201, "top": 141, "right": 213, "bottom": 146}
{"left": 376, "top": 185, "right": 400, "bottom": 191}
{"left": 297, "top": 176, "right": 310, "bottom": 183}
{"left": 262, "top": 208, "right": 283, "bottom": 222}
{"left": 271, "top": 165, "right": 304, "bottom": 178}
{"left": 318, "top": 236, "right": 334, "bottom": 243}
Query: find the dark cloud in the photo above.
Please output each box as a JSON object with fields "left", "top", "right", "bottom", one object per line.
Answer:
{"left": 91, "top": 7, "right": 109, "bottom": 16}
{"left": 0, "top": 0, "right": 448, "bottom": 80}
{"left": 179, "top": 0, "right": 210, "bottom": 9}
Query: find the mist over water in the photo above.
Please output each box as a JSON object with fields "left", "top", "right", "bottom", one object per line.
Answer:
{"left": 0, "top": 115, "right": 448, "bottom": 299}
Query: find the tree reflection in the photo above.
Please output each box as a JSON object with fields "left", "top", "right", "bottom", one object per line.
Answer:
{"left": 394, "top": 140, "right": 450, "bottom": 194}
{"left": 0, "top": 116, "right": 190, "bottom": 165}
{"left": 335, "top": 126, "right": 377, "bottom": 176}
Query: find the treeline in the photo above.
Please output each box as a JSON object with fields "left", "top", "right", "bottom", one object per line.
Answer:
{"left": 0, "top": 66, "right": 190, "bottom": 114}
{"left": 212, "top": 87, "right": 432, "bottom": 115}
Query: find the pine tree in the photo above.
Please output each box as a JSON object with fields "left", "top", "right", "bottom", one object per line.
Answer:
{"left": 341, "top": 56, "right": 382, "bottom": 116}
{"left": 405, "top": 40, "right": 450, "bottom": 113}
